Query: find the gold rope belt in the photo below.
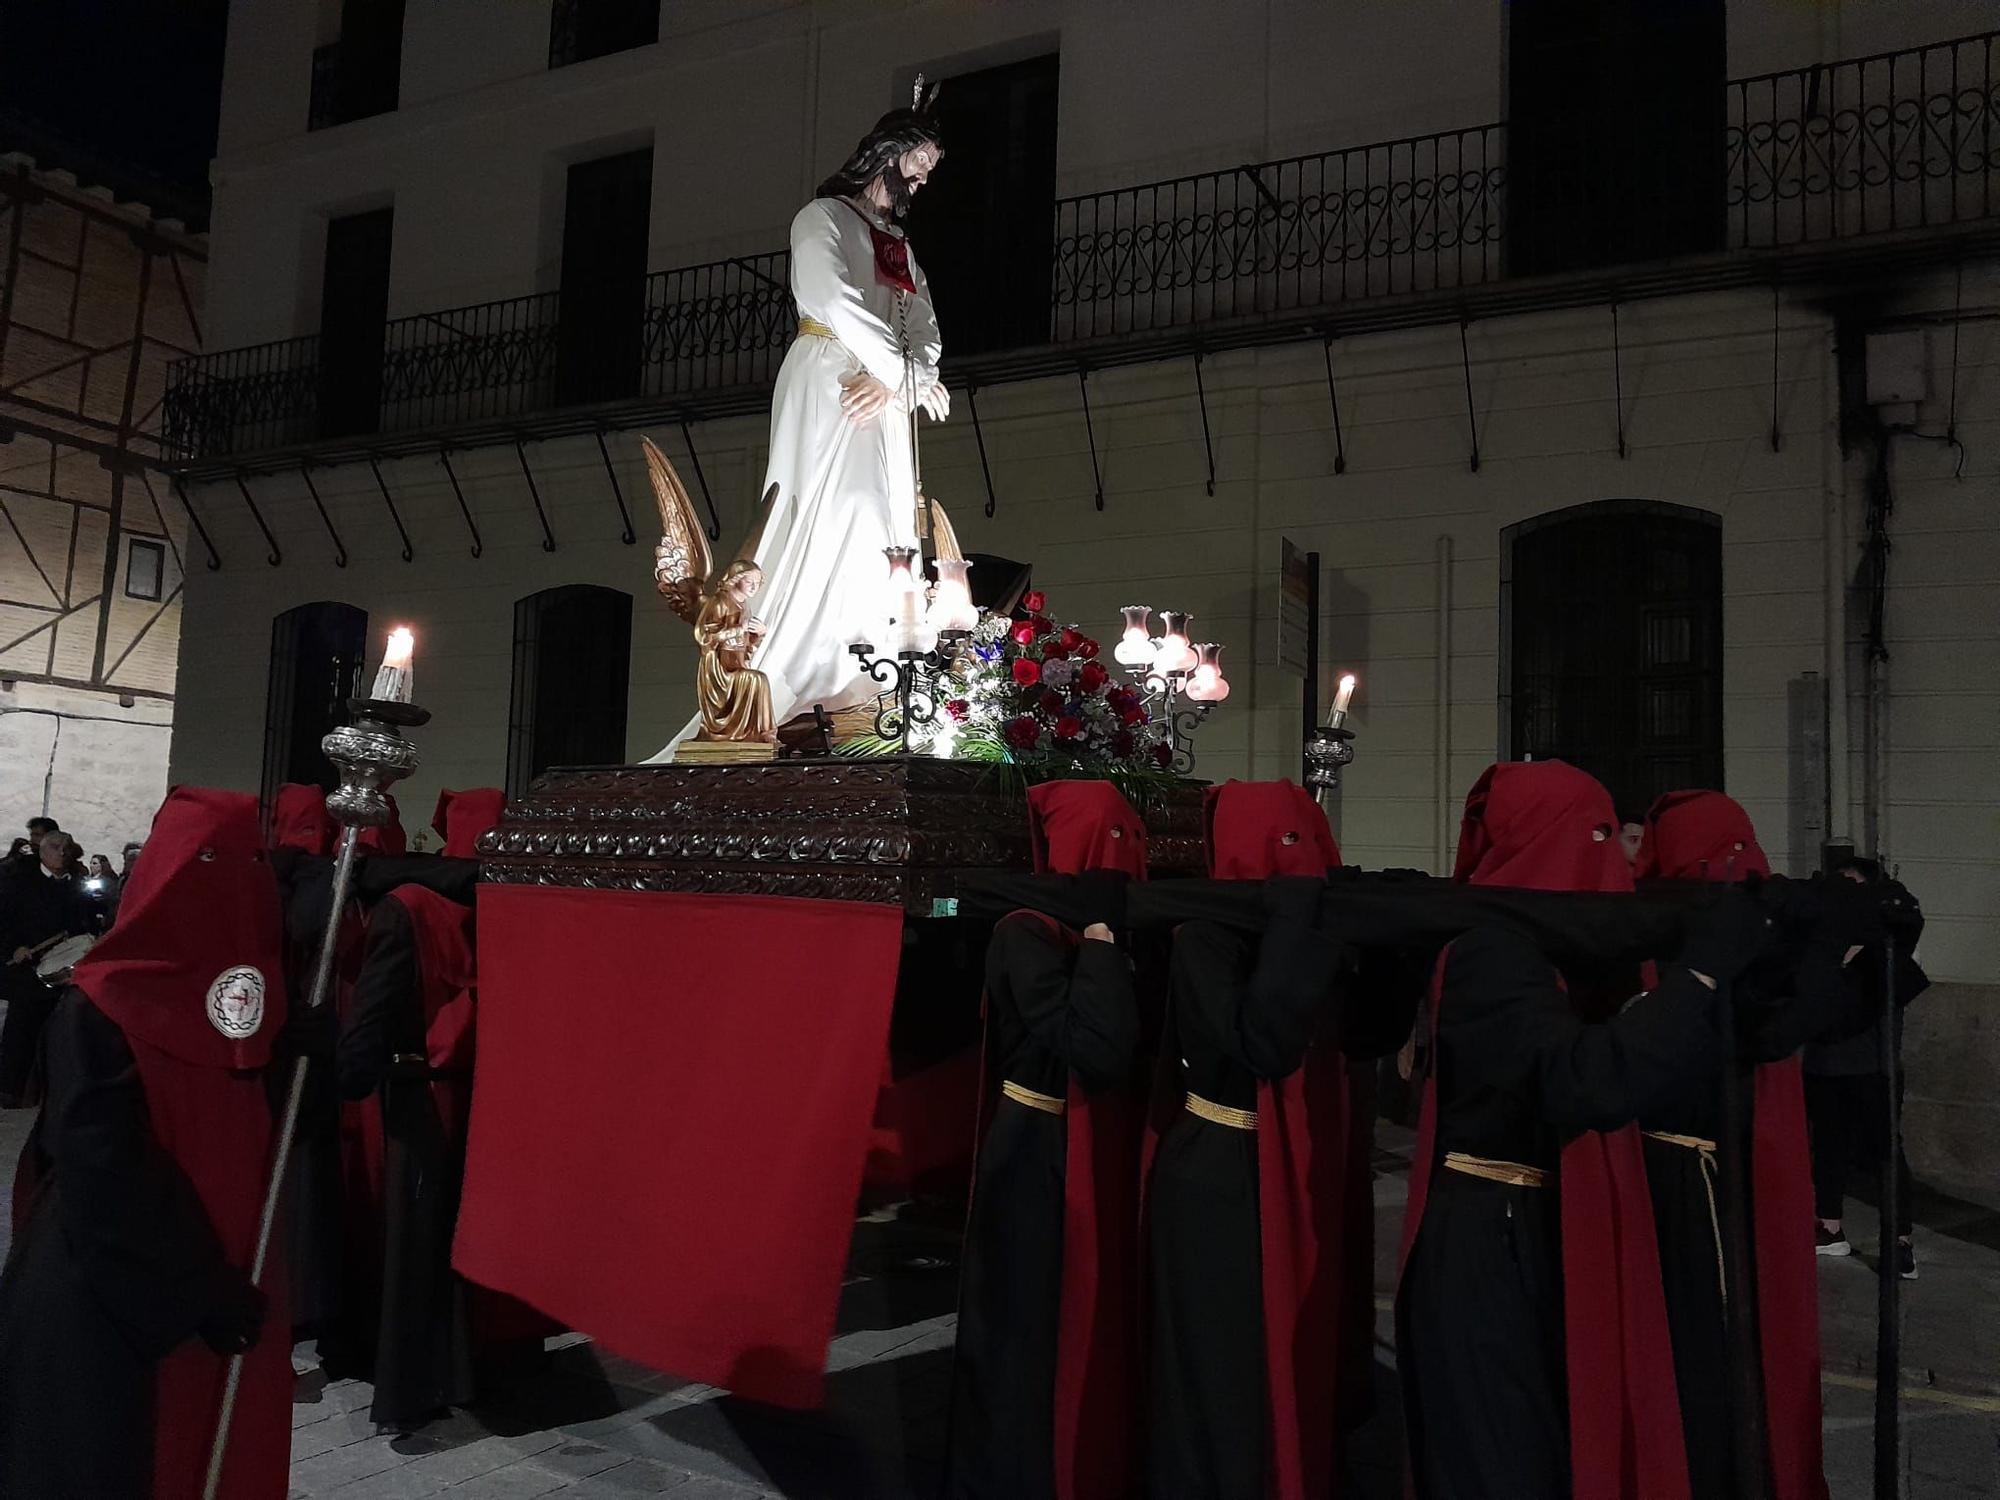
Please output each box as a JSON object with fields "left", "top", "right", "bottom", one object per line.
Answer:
{"left": 1185, "top": 1093, "right": 1258, "bottom": 1131}
{"left": 1644, "top": 1131, "right": 1727, "bottom": 1306}
{"left": 797, "top": 316, "right": 837, "bottom": 340}
{"left": 1001, "top": 1080, "right": 1065, "bottom": 1116}
{"left": 1443, "top": 1152, "right": 1550, "bottom": 1188}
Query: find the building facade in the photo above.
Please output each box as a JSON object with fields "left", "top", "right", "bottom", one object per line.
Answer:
{"left": 174, "top": 2, "right": 1999, "bottom": 1189}
{"left": 0, "top": 157, "right": 203, "bottom": 858}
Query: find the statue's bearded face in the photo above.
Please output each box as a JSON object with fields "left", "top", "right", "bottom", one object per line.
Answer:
{"left": 882, "top": 143, "right": 942, "bottom": 215}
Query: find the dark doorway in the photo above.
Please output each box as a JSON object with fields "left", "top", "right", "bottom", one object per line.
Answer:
{"left": 1503, "top": 501, "right": 1723, "bottom": 818}
{"left": 1505, "top": 0, "right": 1725, "bottom": 275}
{"left": 508, "top": 585, "right": 632, "bottom": 796}
{"left": 555, "top": 147, "right": 653, "bottom": 406}
{"left": 262, "top": 601, "right": 369, "bottom": 806}
{"left": 317, "top": 206, "right": 394, "bottom": 438}
{"left": 548, "top": 0, "right": 660, "bottom": 68}
{"left": 903, "top": 53, "right": 1059, "bottom": 356}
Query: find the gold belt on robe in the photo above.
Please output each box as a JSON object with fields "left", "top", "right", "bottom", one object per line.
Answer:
{"left": 797, "top": 316, "right": 837, "bottom": 340}
{"left": 1002, "top": 1080, "right": 1066, "bottom": 1116}
{"left": 1185, "top": 1093, "right": 1258, "bottom": 1131}
{"left": 1644, "top": 1130, "right": 1727, "bottom": 1305}
{"left": 1443, "top": 1152, "right": 1550, "bottom": 1188}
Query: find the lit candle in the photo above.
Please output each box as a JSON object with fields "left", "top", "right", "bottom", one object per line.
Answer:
{"left": 928, "top": 559, "right": 978, "bottom": 634}
{"left": 1113, "top": 606, "right": 1155, "bottom": 669}
{"left": 883, "top": 547, "right": 923, "bottom": 653}
{"left": 370, "top": 626, "right": 415, "bottom": 703}
{"left": 1155, "top": 611, "right": 1196, "bottom": 674}
{"left": 1186, "top": 642, "right": 1231, "bottom": 703}
{"left": 1331, "top": 673, "right": 1356, "bottom": 718}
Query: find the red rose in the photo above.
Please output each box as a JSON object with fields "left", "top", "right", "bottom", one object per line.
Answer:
{"left": 1152, "top": 742, "right": 1174, "bottom": 768}
{"left": 1041, "top": 641, "right": 1069, "bottom": 661}
{"left": 945, "top": 698, "right": 969, "bottom": 722}
{"left": 1039, "top": 689, "right": 1065, "bottom": 717}
{"left": 1012, "top": 658, "right": 1042, "bottom": 687}
{"left": 1030, "top": 615, "right": 1054, "bottom": 636}
{"left": 1075, "top": 637, "right": 1101, "bottom": 660}
{"left": 1117, "top": 699, "right": 1145, "bottom": 726}
{"left": 1078, "top": 662, "right": 1109, "bottom": 695}
{"left": 1055, "top": 714, "right": 1085, "bottom": 741}
{"left": 1022, "top": 590, "right": 1046, "bottom": 613}
{"left": 1004, "top": 715, "right": 1042, "bottom": 750}
{"left": 1011, "top": 621, "right": 1037, "bottom": 646}
{"left": 1059, "top": 627, "right": 1085, "bottom": 652}
{"left": 1111, "top": 729, "right": 1136, "bottom": 758}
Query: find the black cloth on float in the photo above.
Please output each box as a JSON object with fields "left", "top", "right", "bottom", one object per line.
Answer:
{"left": 948, "top": 913, "right": 1138, "bottom": 1500}
{"left": 335, "top": 893, "right": 474, "bottom": 1428}
{"left": 1399, "top": 927, "right": 1721, "bottom": 1500}
{"left": 355, "top": 855, "right": 479, "bottom": 907}
{"left": 0, "top": 994, "right": 245, "bottom": 1495}
{"left": 1148, "top": 886, "right": 1343, "bottom": 1500}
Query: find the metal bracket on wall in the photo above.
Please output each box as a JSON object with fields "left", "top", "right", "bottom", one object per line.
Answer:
{"left": 677, "top": 418, "right": 723, "bottom": 540}
{"left": 296, "top": 463, "right": 349, "bottom": 568}
{"left": 231, "top": 471, "right": 282, "bottom": 566}
{"left": 1611, "top": 301, "right": 1628, "bottom": 460}
{"left": 1321, "top": 335, "right": 1347, "bottom": 475}
{"left": 1193, "top": 351, "right": 1216, "bottom": 496}
{"left": 1769, "top": 279, "right": 1784, "bottom": 453}
{"left": 968, "top": 384, "right": 997, "bottom": 518}
{"left": 169, "top": 475, "right": 223, "bottom": 570}
{"left": 1078, "top": 367, "right": 1104, "bottom": 511}
{"left": 367, "top": 457, "right": 415, "bottom": 561}
{"left": 594, "top": 431, "right": 637, "bottom": 545}
{"left": 1458, "top": 317, "right": 1481, "bottom": 473}
{"left": 513, "top": 440, "right": 557, "bottom": 553}
{"left": 437, "top": 446, "right": 483, "bottom": 559}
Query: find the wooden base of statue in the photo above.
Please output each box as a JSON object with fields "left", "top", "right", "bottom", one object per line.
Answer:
{"left": 478, "top": 758, "right": 1205, "bottom": 914}
{"left": 676, "top": 737, "right": 779, "bottom": 764}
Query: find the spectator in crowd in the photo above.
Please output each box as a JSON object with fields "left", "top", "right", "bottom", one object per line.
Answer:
{"left": 121, "top": 842, "right": 142, "bottom": 880}
{"left": 5, "top": 838, "right": 30, "bottom": 870}
{"left": 87, "top": 855, "right": 116, "bottom": 883}
{"left": 0, "top": 828, "right": 92, "bottom": 1106}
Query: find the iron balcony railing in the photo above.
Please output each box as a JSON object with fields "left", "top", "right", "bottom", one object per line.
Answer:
{"left": 167, "top": 28, "right": 2000, "bottom": 462}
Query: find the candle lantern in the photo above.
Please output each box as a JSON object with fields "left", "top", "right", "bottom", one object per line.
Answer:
{"left": 1154, "top": 611, "right": 1197, "bottom": 674}
{"left": 929, "top": 558, "right": 978, "bottom": 634}
{"left": 1113, "top": 606, "right": 1156, "bottom": 668}
{"left": 1185, "top": 642, "right": 1230, "bottom": 702}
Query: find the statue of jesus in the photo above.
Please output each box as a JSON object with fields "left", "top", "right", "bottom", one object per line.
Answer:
{"left": 653, "top": 85, "right": 948, "bottom": 761}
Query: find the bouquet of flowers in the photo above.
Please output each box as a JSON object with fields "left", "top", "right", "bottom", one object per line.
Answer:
{"left": 923, "top": 590, "right": 1176, "bottom": 772}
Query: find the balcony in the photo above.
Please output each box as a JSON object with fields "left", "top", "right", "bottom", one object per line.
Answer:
{"left": 171, "top": 29, "right": 2000, "bottom": 471}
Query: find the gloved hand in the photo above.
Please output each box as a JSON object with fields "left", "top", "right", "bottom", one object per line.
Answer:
{"left": 284, "top": 996, "right": 338, "bottom": 1063}
{"left": 1072, "top": 870, "right": 1130, "bottom": 933}
{"left": 1811, "top": 870, "right": 1887, "bottom": 953}
{"left": 1677, "top": 887, "right": 1777, "bottom": 986}
{"left": 199, "top": 1275, "right": 266, "bottom": 1356}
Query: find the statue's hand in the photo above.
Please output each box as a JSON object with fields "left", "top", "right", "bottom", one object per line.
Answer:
{"left": 840, "top": 371, "right": 893, "bottom": 426}
{"left": 919, "top": 382, "right": 950, "bottom": 422}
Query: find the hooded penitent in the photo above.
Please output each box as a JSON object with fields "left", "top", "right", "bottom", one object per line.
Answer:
{"left": 1401, "top": 760, "right": 1689, "bottom": 1500}
{"left": 949, "top": 781, "right": 1146, "bottom": 1500}
{"left": 271, "top": 782, "right": 337, "bottom": 855}
{"left": 71, "top": 786, "right": 293, "bottom": 1497}
{"left": 1639, "top": 788, "right": 1825, "bottom": 1500}
{"left": 431, "top": 788, "right": 506, "bottom": 860}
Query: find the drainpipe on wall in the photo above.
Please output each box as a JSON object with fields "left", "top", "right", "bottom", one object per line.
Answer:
{"left": 1823, "top": 323, "right": 1854, "bottom": 851}
{"left": 1434, "top": 534, "right": 1454, "bottom": 873}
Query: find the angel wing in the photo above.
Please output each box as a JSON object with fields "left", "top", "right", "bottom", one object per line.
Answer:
{"left": 643, "top": 435, "right": 712, "bottom": 624}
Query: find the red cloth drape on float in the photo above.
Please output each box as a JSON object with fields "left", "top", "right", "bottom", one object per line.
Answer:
{"left": 453, "top": 886, "right": 904, "bottom": 1408}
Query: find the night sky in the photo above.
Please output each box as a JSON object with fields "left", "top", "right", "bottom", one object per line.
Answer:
{"left": 0, "top": 0, "right": 230, "bottom": 211}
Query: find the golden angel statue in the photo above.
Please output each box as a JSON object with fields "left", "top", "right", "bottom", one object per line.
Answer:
{"left": 642, "top": 436, "right": 781, "bottom": 759}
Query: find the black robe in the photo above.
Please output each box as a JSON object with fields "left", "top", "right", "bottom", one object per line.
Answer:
{"left": 334, "top": 892, "right": 476, "bottom": 1429}
{"left": 0, "top": 994, "right": 246, "bottom": 1495}
{"left": 1147, "top": 882, "right": 1342, "bottom": 1500}
{"left": 0, "top": 865, "right": 90, "bottom": 1104}
{"left": 948, "top": 911, "right": 1138, "bottom": 1500}
{"left": 1398, "top": 928, "right": 1720, "bottom": 1500}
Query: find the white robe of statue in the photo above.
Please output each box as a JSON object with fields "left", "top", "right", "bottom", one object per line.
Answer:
{"left": 651, "top": 197, "right": 941, "bottom": 761}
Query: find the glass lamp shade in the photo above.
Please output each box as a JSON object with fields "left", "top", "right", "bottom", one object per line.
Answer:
{"left": 1186, "top": 642, "right": 1231, "bottom": 702}
{"left": 1155, "top": 611, "right": 1196, "bottom": 674}
{"left": 1113, "top": 605, "right": 1156, "bottom": 668}
{"left": 929, "top": 558, "right": 978, "bottom": 633}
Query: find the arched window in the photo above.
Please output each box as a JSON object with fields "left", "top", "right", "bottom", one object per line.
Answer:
{"left": 263, "top": 601, "right": 369, "bottom": 803}
{"left": 1501, "top": 500, "right": 1722, "bottom": 817}
{"left": 507, "top": 584, "right": 632, "bottom": 796}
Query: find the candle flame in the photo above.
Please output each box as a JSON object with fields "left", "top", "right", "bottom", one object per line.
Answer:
{"left": 384, "top": 626, "right": 414, "bottom": 669}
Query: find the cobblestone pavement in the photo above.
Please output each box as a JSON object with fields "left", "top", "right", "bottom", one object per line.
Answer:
{"left": 2, "top": 1098, "right": 1995, "bottom": 1496}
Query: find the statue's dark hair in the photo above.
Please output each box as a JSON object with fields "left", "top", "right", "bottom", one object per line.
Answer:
{"left": 816, "top": 108, "right": 944, "bottom": 202}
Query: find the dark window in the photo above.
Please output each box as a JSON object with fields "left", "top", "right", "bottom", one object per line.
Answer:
{"left": 317, "top": 206, "right": 394, "bottom": 439}
{"left": 555, "top": 148, "right": 653, "bottom": 406}
{"left": 1502, "top": 501, "right": 1723, "bottom": 818}
{"left": 308, "top": 0, "right": 405, "bottom": 131}
{"left": 548, "top": 0, "right": 660, "bottom": 68}
{"left": 1505, "top": 0, "right": 1724, "bottom": 275}
{"left": 508, "top": 585, "right": 632, "bottom": 797}
{"left": 902, "top": 53, "right": 1059, "bottom": 356}
{"left": 263, "top": 601, "right": 369, "bottom": 805}
{"left": 125, "top": 538, "right": 166, "bottom": 601}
